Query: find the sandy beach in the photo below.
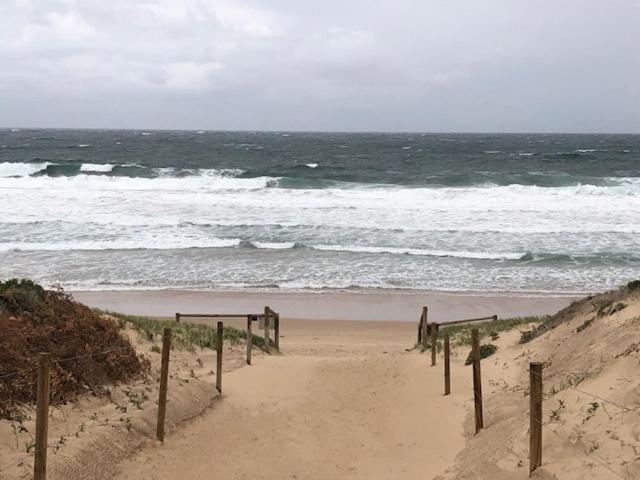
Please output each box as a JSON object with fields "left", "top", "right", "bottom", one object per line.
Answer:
{"left": 72, "top": 289, "right": 576, "bottom": 322}
{"left": 3, "top": 285, "right": 640, "bottom": 479}
{"left": 114, "top": 318, "right": 472, "bottom": 480}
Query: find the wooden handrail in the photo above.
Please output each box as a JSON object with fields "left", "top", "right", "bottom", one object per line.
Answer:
{"left": 439, "top": 315, "right": 497, "bottom": 327}
{"left": 176, "top": 313, "right": 266, "bottom": 318}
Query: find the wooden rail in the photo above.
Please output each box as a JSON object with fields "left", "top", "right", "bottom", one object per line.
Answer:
{"left": 176, "top": 308, "right": 280, "bottom": 363}
{"left": 418, "top": 312, "right": 498, "bottom": 343}
{"left": 176, "top": 313, "right": 265, "bottom": 319}
{"left": 440, "top": 315, "right": 498, "bottom": 327}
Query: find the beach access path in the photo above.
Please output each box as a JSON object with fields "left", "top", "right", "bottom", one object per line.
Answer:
{"left": 115, "top": 319, "right": 471, "bottom": 480}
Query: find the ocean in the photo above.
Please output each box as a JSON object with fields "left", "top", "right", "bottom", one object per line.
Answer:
{"left": 1, "top": 129, "right": 639, "bottom": 294}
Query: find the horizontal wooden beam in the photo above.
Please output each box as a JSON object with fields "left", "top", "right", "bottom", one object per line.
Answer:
{"left": 439, "top": 315, "right": 497, "bottom": 327}
{"left": 176, "top": 313, "right": 265, "bottom": 319}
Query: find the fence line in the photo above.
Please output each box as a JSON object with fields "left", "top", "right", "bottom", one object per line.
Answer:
{"left": 1, "top": 310, "right": 278, "bottom": 480}
{"left": 425, "top": 326, "right": 635, "bottom": 479}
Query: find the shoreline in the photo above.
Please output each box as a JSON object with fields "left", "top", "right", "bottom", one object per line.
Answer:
{"left": 72, "top": 288, "right": 578, "bottom": 321}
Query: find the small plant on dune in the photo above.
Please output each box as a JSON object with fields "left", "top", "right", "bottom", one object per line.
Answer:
{"left": 584, "top": 401, "right": 599, "bottom": 422}
{"left": 610, "top": 302, "right": 627, "bottom": 315}
{"left": 464, "top": 344, "right": 497, "bottom": 365}
{"left": 123, "top": 389, "right": 148, "bottom": 410}
{"left": 52, "top": 435, "right": 67, "bottom": 454}
{"left": 121, "top": 416, "right": 133, "bottom": 432}
{"left": 549, "top": 399, "right": 566, "bottom": 422}
{"left": 519, "top": 329, "right": 536, "bottom": 344}
{"left": 576, "top": 318, "right": 594, "bottom": 333}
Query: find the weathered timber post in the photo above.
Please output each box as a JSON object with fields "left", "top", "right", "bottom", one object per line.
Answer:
{"left": 34, "top": 353, "right": 51, "bottom": 480}
{"left": 175, "top": 313, "right": 180, "bottom": 323}
{"left": 444, "top": 333, "right": 451, "bottom": 395}
{"left": 246, "top": 315, "right": 253, "bottom": 365}
{"left": 421, "top": 306, "right": 429, "bottom": 349}
{"left": 216, "top": 321, "right": 223, "bottom": 394}
{"left": 274, "top": 313, "right": 280, "bottom": 351}
{"left": 431, "top": 322, "right": 438, "bottom": 366}
{"left": 530, "top": 362, "right": 543, "bottom": 475}
{"left": 156, "top": 328, "right": 172, "bottom": 442}
{"left": 264, "top": 306, "right": 271, "bottom": 354}
{"left": 471, "top": 328, "right": 484, "bottom": 433}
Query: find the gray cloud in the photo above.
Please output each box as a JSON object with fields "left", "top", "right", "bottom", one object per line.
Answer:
{"left": 0, "top": 0, "right": 638, "bottom": 132}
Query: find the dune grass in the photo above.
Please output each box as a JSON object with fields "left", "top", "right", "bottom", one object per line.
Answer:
{"left": 438, "top": 316, "right": 544, "bottom": 347}
{"left": 417, "top": 316, "right": 544, "bottom": 362}
{"left": 105, "top": 311, "right": 269, "bottom": 352}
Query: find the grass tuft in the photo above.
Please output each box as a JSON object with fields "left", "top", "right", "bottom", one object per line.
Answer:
{"left": 437, "top": 316, "right": 544, "bottom": 348}
{"left": 105, "top": 311, "right": 270, "bottom": 351}
{"left": 464, "top": 344, "right": 497, "bottom": 365}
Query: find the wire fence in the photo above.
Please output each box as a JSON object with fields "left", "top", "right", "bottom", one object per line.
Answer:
{"left": 427, "top": 326, "right": 637, "bottom": 479}
{"left": 487, "top": 348, "right": 632, "bottom": 479}
{"left": 1, "top": 307, "right": 282, "bottom": 480}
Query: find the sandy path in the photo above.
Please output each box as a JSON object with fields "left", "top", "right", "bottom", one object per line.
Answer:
{"left": 115, "top": 324, "right": 471, "bottom": 479}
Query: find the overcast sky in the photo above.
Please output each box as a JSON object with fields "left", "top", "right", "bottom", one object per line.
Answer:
{"left": 0, "top": 0, "right": 639, "bottom": 133}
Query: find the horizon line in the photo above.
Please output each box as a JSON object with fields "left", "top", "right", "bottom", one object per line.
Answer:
{"left": 1, "top": 126, "right": 639, "bottom": 136}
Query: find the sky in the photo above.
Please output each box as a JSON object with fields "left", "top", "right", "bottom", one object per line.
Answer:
{"left": 0, "top": 0, "right": 639, "bottom": 133}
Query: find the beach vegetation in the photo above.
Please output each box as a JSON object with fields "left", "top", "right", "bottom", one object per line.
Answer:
{"left": 464, "top": 343, "right": 497, "bottom": 365}
{"left": 106, "top": 311, "right": 270, "bottom": 351}
{"left": 436, "top": 316, "right": 543, "bottom": 348}
{"left": 626, "top": 280, "right": 640, "bottom": 291}
{"left": 576, "top": 318, "right": 594, "bottom": 333}
{"left": 0, "top": 279, "right": 146, "bottom": 420}
{"left": 549, "top": 399, "right": 566, "bottom": 422}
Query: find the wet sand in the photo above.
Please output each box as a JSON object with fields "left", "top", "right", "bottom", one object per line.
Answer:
{"left": 72, "top": 289, "right": 576, "bottom": 322}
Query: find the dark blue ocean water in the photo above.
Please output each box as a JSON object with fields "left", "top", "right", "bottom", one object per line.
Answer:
{"left": 1, "top": 129, "right": 639, "bottom": 293}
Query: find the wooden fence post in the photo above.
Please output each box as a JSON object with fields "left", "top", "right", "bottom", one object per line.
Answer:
{"left": 175, "top": 313, "right": 180, "bottom": 323}
{"left": 274, "top": 313, "right": 280, "bottom": 351}
{"left": 34, "top": 352, "right": 51, "bottom": 480}
{"left": 421, "top": 306, "right": 428, "bottom": 349}
{"left": 471, "top": 329, "right": 484, "bottom": 433}
{"left": 264, "top": 307, "right": 271, "bottom": 354}
{"left": 156, "top": 328, "right": 172, "bottom": 442}
{"left": 431, "top": 323, "right": 438, "bottom": 366}
{"left": 216, "top": 321, "right": 223, "bottom": 394}
{"left": 530, "top": 362, "right": 543, "bottom": 475}
{"left": 246, "top": 316, "right": 253, "bottom": 365}
{"left": 444, "top": 333, "right": 451, "bottom": 395}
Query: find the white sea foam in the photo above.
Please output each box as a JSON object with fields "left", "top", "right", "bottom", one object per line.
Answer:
{"left": 0, "top": 161, "right": 51, "bottom": 177}
{"left": 80, "top": 163, "right": 114, "bottom": 172}
{"left": 0, "top": 237, "right": 241, "bottom": 252}
{"left": 310, "top": 244, "right": 525, "bottom": 259}
{"left": 253, "top": 242, "right": 297, "bottom": 250}
{"left": 305, "top": 163, "right": 319, "bottom": 168}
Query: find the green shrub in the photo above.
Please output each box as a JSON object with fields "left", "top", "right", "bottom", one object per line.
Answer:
{"left": 627, "top": 280, "right": 640, "bottom": 291}
{"left": 519, "top": 329, "right": 536, "bottom": 344}
{"left": 576, "top": 318, "right": 593, "bottom": 333}
{"left": 465, "top": 344, "right": 497, "bottom": 365}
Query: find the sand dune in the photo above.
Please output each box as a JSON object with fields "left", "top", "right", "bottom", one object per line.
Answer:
{"left": 3, "top": 289, "right": 639, "bottom": 479}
